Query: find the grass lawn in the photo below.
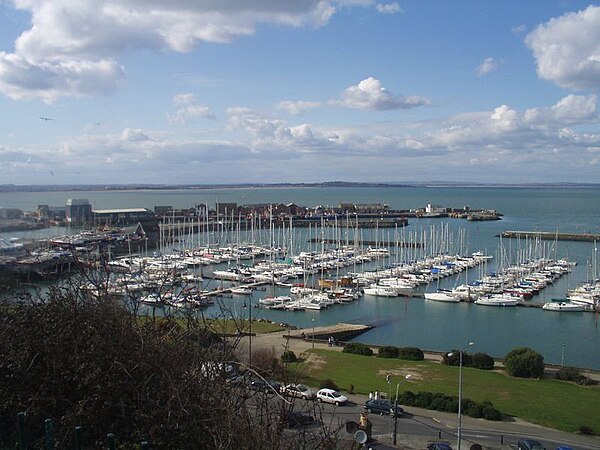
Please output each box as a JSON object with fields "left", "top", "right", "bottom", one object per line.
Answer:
{"left": 295, "top": 349, "right": 600, "bottom": 433}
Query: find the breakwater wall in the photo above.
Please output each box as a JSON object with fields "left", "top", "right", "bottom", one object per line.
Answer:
{"left": 499, "top": 231, "right": 600, "bottom": 242}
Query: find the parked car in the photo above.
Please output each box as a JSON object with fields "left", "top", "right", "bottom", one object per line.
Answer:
{"left": 364, "top": 398, "right": 404, "bottom": 417}
{"left": 426, "top": 442, "right": 452, "bottom": 450}
{"left": 282, "top": 411, "right": 315, "bottom": 429}
{"left": 316, "top": 388, "right": 348, "bottom": 405}
{"left": 517, "top": 439, "right": 546, "bottom": 450}
{"left": 281, "top": 383, "right": 315, "bottom": 399}
{"left": 248, "top": 378, "right": 282, "bottom": 394}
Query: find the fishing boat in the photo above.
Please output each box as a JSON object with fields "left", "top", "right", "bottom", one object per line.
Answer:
{"left": 542, "top": 301, "right": 585, "bottom": 312}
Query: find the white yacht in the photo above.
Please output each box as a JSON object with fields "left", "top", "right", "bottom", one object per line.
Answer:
{"left": 363, "top": 285, "right": 399, "bottom": 297}
{"left": 474, "top": 294, "right": 518, "bottom": 307}
{"left": 542, "top": 301, "right": 585, "bottom": 312}
{"left": 424, "top": 291, "right": 460, "bottom": 303}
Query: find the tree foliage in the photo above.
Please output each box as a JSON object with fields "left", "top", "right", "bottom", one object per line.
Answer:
{"left": 504, "top": 347, "right": 545, "bottom": 378}
{"left": 0, "top": 279, "right": 334, "bottom": 449}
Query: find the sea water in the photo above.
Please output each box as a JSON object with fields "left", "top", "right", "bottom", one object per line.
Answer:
{"left": 2, "top": 186, "right": 599, "bottom": 368}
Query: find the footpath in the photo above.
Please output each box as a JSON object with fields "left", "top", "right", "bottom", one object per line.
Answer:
{"left": 239, "top": 327, "right": 600, "bottom": 449}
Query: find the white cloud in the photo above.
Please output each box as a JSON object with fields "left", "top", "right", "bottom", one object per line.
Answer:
{"left": 168, "top": 93, "right": 215, "bottom": 123}
{"left": 336, "top": 77, "right": 430, "bottom": 110}
{"left": 525, "top": 5, "right": 600, "bottom": 90}
{"left": 375, "top": 3, "right": 401, "bottom": 14}
{"left": 0, "top": 0, "right": 384, "bottom": 100}
{"left": 0, "top": 52, "right": 124, "bottom": 102}
{"left": 277, "top": 100, "right": 322, "bottom": 115}
{"left": 121, "top": 128, "right": 150, "bottom": 142}
{"left": 476, "top": 57, "right": 499, "bottom": 76}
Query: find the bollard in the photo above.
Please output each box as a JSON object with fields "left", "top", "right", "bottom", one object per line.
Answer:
{"left": 44, "top": 419, "right": 54, "bottom": 450}
{"left": 500, "top": 435, "right": 504, "bottom": 445}
{"left": 107, "top": 433, "right": 116, "bottom": 450}
{"left": 17, "top": 412, "right": 27, "bottom": 450}
{"left": 74, "top": 426, "right": 83, "bottom": 450}
{"left": 141, "top": 441, "right": 149, "bottom": 450}
{"left": 438, "top": 431, "right": 442, "bottom": 439}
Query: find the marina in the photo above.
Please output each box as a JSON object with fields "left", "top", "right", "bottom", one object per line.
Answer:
{"left": 1, "top": 186, "right": 600, "bottom": 370}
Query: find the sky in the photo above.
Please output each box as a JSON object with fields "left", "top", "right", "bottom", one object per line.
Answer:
{"left": 1, "top": 0, "right": 600, "bottom": 185}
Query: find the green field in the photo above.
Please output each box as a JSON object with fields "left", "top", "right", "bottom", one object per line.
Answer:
{"left": 296, "top": 349, "right": 600, "bottom": 433}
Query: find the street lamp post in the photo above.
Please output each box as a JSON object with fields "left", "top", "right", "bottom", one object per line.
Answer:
{"left": 312, "top": 318, "right": 315, "bottom": 350}
{"left": 448, "top": 342, "right": 474, "bottom": 450}
{"left": 393, "top": 374, "right": 412, "bottom": 446}
{"left": 561, "top": 343, "right": 565, "bottom": 367}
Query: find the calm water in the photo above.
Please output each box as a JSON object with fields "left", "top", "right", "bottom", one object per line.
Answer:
{"left": 2, "top": 186, "right": 600, "bottom": 369}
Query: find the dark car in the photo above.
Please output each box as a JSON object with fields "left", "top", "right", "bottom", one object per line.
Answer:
{"left": 364, "top": 399, "right": 404, "bottom": 417}
{"left": 282, "top": 411, "right": 315, "bottom": 429}
{"left": 517, "top": 439, "right": 546, "bottom": 450}
{"left": 426, "top": 442, "right": 452, "bottom": 450}
{"left": 248, "top": 378, "right": 282, "bottom": 394}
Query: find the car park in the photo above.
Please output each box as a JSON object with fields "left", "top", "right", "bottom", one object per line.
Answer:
{"left": 281, "top": 383, "right": 315, "bottom": 399}
{"left": 282, "top": 411, "right": 315, "bottom": 428}
{"left": 364, "top": 398, "right": 404, "bottom": 417}
{"left": 426, "top": 442, "right": 452, "bottom": 450}
{"left": 517, "top": 439, "right": 546, "bottom": 450}
{"left": 248, "top": 378, "right": 282, "bottom": 394}
{"left": 316, "top": 388, "right": 348, "bottom": 405}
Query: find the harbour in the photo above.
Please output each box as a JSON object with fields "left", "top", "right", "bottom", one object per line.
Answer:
{"left": 1, "top": 185, "right": 600, "bottom": 370}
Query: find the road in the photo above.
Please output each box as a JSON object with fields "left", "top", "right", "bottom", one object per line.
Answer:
{"left": 241, "top": 331, "right": 600, "bottom": 450}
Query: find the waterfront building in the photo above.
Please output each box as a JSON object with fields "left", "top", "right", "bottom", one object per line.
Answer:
{"left": 66, "top": 198, "right": 92, "bottom": 225}
{"left": 93, "top": 208, "right": 156, "bottom": 227}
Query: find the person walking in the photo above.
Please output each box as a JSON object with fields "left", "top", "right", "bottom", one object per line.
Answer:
{"left": 374, "top": 390, "right": 379, "bottom": 400}
{"left": 368, "top": 391, "right": 373, "bottom": 401}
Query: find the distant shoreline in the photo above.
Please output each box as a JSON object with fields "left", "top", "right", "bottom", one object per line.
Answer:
{"left": 2, "top": 181, "right": 600, "bottom": 193}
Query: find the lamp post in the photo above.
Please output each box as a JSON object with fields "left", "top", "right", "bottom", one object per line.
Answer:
{"left": 312, "top": 318, "right": 315, "bottom": 350}
{"left": 393, "top": 374, "right": 412, "bottom": 446}
{"left": 447, "top": 342, "right": 474, "bottom": 450}
{"left": 561, "top": 343, "right": 565, "bottom": 367}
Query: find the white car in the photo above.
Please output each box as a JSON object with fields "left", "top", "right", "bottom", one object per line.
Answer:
{"left": 281, "top": 383, "right": 315, "bottom": 400}
{"left": 316, "top": 388, "right": 348, "bottom": 405}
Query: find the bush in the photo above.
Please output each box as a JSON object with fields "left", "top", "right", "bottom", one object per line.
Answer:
{"left": 397, "top": 347, "right": 425, "bottom": 361}
{"left": 470, "top": 352, "right": 495, "bottom": 370}
{"left": 342, "top": 342, "right": 373, "bottom": 356}
{"left": 321, "top": 378, "right": 339, "bottom": 390}
{"left": 378, "top": 346, "right": 399, "bottom": 358}
{"left": 443, "top": 350, "right": 472, "bottom": 366}
{"left": 414, "top": 391, "right": 434, "bottom": 408}
{"left": 465, "top": 402, "right": 485, "bottom": 418}
{"left": 555, "top": 366, "right": 597, "bottom": 385}
{"left": 398, "top": 390, "right": 416, "bottom": 406}
{"left": 579, "top": 425, "right": 595, "bottom": 435}
{"left": 504, "top": 347, "right": 545, "bottom": 378}
{"left": 482, "top": 405, "right": 502, "bottom": 421}
{"left": 281, "top": 350, "right": 298, "bottom": 363}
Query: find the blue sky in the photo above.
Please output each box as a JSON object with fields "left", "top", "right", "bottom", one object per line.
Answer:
{"left": 1, "top": 0, "right": 599, "bottom": 185}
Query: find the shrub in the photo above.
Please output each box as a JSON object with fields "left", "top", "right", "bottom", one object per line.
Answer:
{"left": 482, "top": 405, "right": 502, "bottom": 421}
{"left": 442, "top": 350, "right": 472, "bottom": 366}
{"left": 398, "top": 390, "right": 416, "bottom": 406}
{"left": 398, "top": 347, "right": 425, "bottom": 361}
{"left": 414, "top": 391, "right": 434, "bottom": 408}
{"left": 465, "top": 403, "right": 485, "bottom": 418}
{"left": 504, "top": 347, "right": 545, "bottom": 378}
{"left": 281, "top": 350, "right": 298, "bottom": 363}
{"left": 378, "top": 346, "right": 399, "bottom": 358}
{"left": 342, "top": 342, "right": 373, "bottom": 356}
{"left": 555, "top": 367, "right": 597, "bottom": 385}
{"left": 470, "top": 352, "right": 495, "bottom": 370}
{"left": 321, "top": 378, "right": 339, "bottom": 390}
{"left": 579, "top": 425, "right": 595, "bottom": 435}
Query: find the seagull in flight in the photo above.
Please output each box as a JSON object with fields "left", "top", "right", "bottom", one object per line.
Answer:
{"left": 39, "top": 116, "right": 53, "bottom": 121}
